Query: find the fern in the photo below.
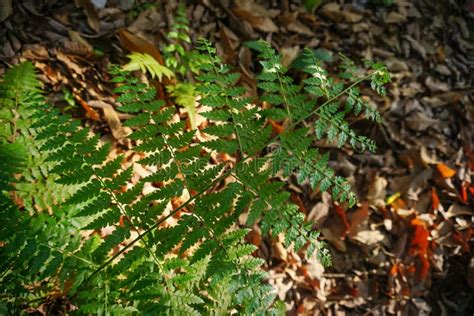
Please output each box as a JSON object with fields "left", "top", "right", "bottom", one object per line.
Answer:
{"left": 163, "top": 3, "right": 205, "bottom": 76}
{"left": 162, "top": 3, "right": 206, "bottom": 129}
{"left": 245, "top": 40, "right": 389, "bottom": 206}
{"left": 123, "top": 52, "right": 175, "bottom": 81}
{"left": 0, "top": 33, "right": 389, "bottom": 314}
{"left": 0, "top": 63, "right": 91, "bottom": 313}
{"left": 166, "top": 82, "right": 198, "bottom": 129}
{"left": 0, "top": 62, "right": 76, "bottom": 210}
{"left": 108, "top": 65, "right": 277, "bottom": 313}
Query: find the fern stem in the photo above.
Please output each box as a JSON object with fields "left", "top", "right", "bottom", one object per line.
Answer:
{"left": 302, "top": 74, "right": 372, "bottom": 127}
{"left": 266, "top": 73, "right": 374, "bottom": 149}
{"left": 10, "top": 79, "right": 21, "bottom": 142}
{"left": 42, "top": 243, "right": 97, "bottom": 267}
{"left": 276, "top": 72, "right": 293, "bottom": 125}
{"left": 230, "top": 110, "right": 245, "bottom": 159}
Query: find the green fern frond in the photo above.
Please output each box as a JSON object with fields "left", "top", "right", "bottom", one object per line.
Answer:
{"left": 166, "top": 82, "right": 198, "bottom": 129}
{"left": 124, "top": 52, "right": 175, "bottom": 81}
{"left": 1, "top": 33, "right": 390, "bottom": 314}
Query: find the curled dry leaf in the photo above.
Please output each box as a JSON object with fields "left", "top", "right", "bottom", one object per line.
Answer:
{"left": 406, "top": 111, "right": 438, "bottom": 131}
{"left": 352, "top": 229, "right": 387, "bottom": 246}
{"left": 307, "top": 199, "right": 330, "bottom": 227}
{"left": 348, "top": 203, "right": 369, "bottom": 238}
{"left": 425, "top": 77, "right": 450, "bottom": 92}
{"left": 118, "top": 29, "right": 165, "bottom": 65}
{"left": 386, "top": 11, "right": 407, "bottom": 24}
{"left": 367, "top": 176, "right": 387, "bottom": 207}
{"left": 321, "top": 227, "right": 346, "bottom": 252}
{"left": 443, "top": 203, "right": 472, "bottom": 218}
{"left": 272, "top": 233, "right": 288, "bottom": 261}
{"left": 0, "top": 0, "right": 12, "bottom": 22}
{"left": 321, "top": 3, "right": 363, "bottom": 23}
{"left": 431, "top": 188, "right": 440, "bottom": 211}
{"left": 404, "top": 35, "right": 427, "bottom": 59}
{"left": 281, "top": 46, "right": 300, "bottom": 68}
{"left": 56, "top": 51, "right": 85, "bottom": 78}
{"left": 88, "top": 100, "right": 132, "bottom": 142}
{"left": 233, "top": 0, "right": 279, "bottom": 33}
{"left": 75, "top": 0, "right": 101, "bottom": 32}
{"left": 21, "top": 45, "right": 49, "bottom": 60}
{"left": 68, "top": 30, "right": 94, "bottom": 54}
{"left": 75, "top": 94, "right": 100, "bottom": 121}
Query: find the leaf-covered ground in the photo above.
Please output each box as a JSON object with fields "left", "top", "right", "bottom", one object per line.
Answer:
{"left": 1, "top": 0, "right": 473, "bottom": 314}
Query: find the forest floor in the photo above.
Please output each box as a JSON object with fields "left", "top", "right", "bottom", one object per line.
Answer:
{"left": 1, "top": 0, "right": 473, "bottom": 314}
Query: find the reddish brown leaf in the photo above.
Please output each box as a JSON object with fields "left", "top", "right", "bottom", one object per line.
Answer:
{"left": 418, "top": 253, "right": 430, "bottom": 280}
{"left": 118, "top": 29, "right": 164, "bottom": 65}
{"left": 389, "top": 263, "right": 398, "bottom": 276}
{"left": 459, "top": 182, "right": 468, "bottom": 204}
{"left": 119, "top": 215, "right": 131, "bottom": 227}
{"left": 452, "top": 228, "right": 472, "bottom": 253}
{"left": 436, "top": 46, "right": 445, "bottom": 63}
{"left": 407, "top": 263, "right": 416, "bottom": 274}
{"left": 334, "top": 204, "right": 350, "bottom": 238}
{"left": 409, "top": 218, "right": 431, "bottom": 280}
{"left": 245, "top": 230, "right": 261, "bottom": 247}
{"left": 268, "top": 119, "right": 285, "bottom": 135}
{"left": 436, "top": 163, "right": 456, "bottom": 178}
{"left": 391, "top": 197, "right": 408, "bottom": 211}
{"left": 290, "top": 192, "right": 307, "bottom": 213}
{"left": 348, "top": 202, "right": 369, "bottom": 237}
{"left": 409, "top": 219, "right": 429, "bottom": 255}
{"left": 296, "top": 303, "right": 305, "bottom": 314}
{"left": 431, "top": 187, "right": 440, "bottom": 211}
{"left": 75, "top": 94, "right": 100, "bottom": 121}
{"left": 299, "top": 265, "right": 320, "bottom": 289}
{"left": 171, "top": 197, "right": 189, "bottom": 219}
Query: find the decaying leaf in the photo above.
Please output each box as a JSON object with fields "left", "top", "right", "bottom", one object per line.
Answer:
{"left": 0, "top": 0, "right": 12, "bottom": 22}
{"left": 233, "top": 0, "right": 279, "bottom": 32}
{"left": 443, "top": 204, "right": 472, "bottom": 218}
{"left": 352, "top": 229, "right": 387, "bottom": 246}
{"left": 75, "top": 0, "right": 101, "bottom": 32}
{"left": 118, "top": 29, "right": 165, "bottom": 65}
{"left": 367, "top": 176, "right": 387, "bottom": 207}
{"left": 321, "top": 3, "right": 363, "bottom": 23}
{"left": 321, "top": 227, "right": 346, "bottom": 252}
{"left": 88, "top": 100, "right": 132, "bottom": 142}
{"left": 348, "top": 203, "right": 369, "bottom": 237}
